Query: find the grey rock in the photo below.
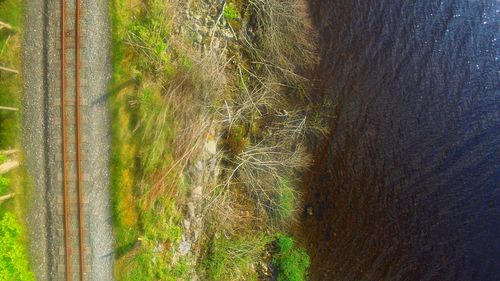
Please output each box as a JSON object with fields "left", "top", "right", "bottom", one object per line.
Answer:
{"left": 306, "top": 206, "right": 313, "bottom": 216}
{"left": 183, "top": 218, "right": 191, "bottom": 230}
{"left": 192, "top": 185, "right": 203, "bottom": 200}
{"left": 205, "top": 139, "right": 217, "bottom": 155}
{"left": 187, "top": 202, "right": 196, "bottom": 218}
{"left": 179, "top": 241, "right": 192, "bottom": 255}
{"left": 195, "top": 160, "right": 204, "bottom": 171}
{"left": 153, "top": 242, "right": 165, "bottom": 253}
{"left": 212, "top": 38, "right": 221, "bottom": 49}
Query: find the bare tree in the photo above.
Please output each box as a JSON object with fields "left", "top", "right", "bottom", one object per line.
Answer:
{"left": 0, "top": 160, "right": 19, "bottom": 175}
{"left": 0, "top": 66, "right": 19, "bottom": 74}
{"left": 0, "top": 193, "right": 15, "bottom": 204}
{"left": 0, "top": 149, "right": 20, "bottom": 156}
{"left": 0, "top": 106, "right": 18, "bottom": 112}
{"left": 0, "top": 20, "right": 13, "bottom": 31}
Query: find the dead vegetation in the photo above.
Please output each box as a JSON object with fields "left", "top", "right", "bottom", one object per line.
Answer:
{"left": 205, "top": 0, "right": 326, "bottom": 234}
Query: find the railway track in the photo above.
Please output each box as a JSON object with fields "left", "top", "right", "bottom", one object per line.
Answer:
{"left": 60, "top": 0, "right": 86, "bottom": 280}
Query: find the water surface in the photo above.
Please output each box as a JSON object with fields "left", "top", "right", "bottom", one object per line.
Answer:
{"left": 300, "top": 0, "right": 499, "bottom": 280}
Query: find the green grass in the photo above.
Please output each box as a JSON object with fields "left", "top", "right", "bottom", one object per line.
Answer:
{"left": 273, "top": 234, "right": 310, "bottom": 281}
{"left": 204, "top": 233, "right": 272, "bottom": 281}
{"left": 273, "top": 177, "right": 300, "bottom": 225}
{"left": 109, "top": 0, "right": 192, "bottom": 279}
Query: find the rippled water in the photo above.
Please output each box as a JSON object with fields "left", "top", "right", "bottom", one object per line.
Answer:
{"left": 299, "top": 0, "right": 499, "bottom": 280}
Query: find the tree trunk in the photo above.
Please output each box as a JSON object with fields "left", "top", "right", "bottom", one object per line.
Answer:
{"left": 0, "top": 66, "right": 19, "bottom": 74}
{"left": 0, "top": 149, "right": 20, "bottom": 156}
{"left": 0, "top": 106, "right": 19, "bottom": 112}
{"left": 0, "top": 21, "right": 13, "bottom": 31}
{"left": 0, "top": 193, "right": 15, "bottom": 204}
{"left": 0, "top": 160, "right": 19, "bottom": 175}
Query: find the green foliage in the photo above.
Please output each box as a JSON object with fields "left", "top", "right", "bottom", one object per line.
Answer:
{"left": 0, "top": 213, "right": 35, "bottom": 281}
{"left": 223, "top": 3, "right": 240, "bottom": 20}
{"left": 205, "top": 233, "right": 271, "bottom": 281}
{"left": 273, "top": 234, "right": 310, "bottom": 281}
{"left": 0, "top": 176, "right": 10, "bottom": 195}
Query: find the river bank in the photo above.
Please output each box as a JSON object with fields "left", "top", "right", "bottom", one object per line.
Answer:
{"left": 109, "top": 0, "right": 323, "bottom": 279}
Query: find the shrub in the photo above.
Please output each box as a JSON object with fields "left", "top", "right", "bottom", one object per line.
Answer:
{"left": 247, "top": 0, "right": 318, "bottom": 83}
{"left": 273, "top": 234, "right": 310, "bottom": 281}
{"left": 0, "top": 212, "right": 35, "bottom": 281}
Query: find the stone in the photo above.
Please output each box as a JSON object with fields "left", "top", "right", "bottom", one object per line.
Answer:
{"left": 182, "top": 218, "right": 191, "bottom": 230}
{"left": 187, "top": 202, "right": 195, "bottom": 218}
{"left": 212, "top": 38, "right": 220, "bottom": 49}
{"left": 204, "top": 139, "right": 217, "bottom": 155}
{"left": 195, "top": 160, "right": 204, "bottom": 171}
{"left": 192, "top": 185, "right": 203, "bottom": 200}
{"left": 153, "top": 242, "right": 164, "bottom": 253}
{"left": 193, "top": 227, "right": 201, "bottom": 241}
{"left": 306, "top": 205, "right": 313, "bottom": 216}
{"left": 179, "top": 240, "right": 191, "bottom": 255}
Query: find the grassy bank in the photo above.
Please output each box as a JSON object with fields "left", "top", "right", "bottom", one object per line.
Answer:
{"left": 110, "top": 0, "right": 322, "bottom": 280}
{"left": 110, "top": 0, "right": 193, "bottom": 279}
{"left": 0, "top": 1, "right": 35, "bottom": 280}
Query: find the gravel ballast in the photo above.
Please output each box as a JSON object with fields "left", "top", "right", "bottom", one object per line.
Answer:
{"left": 23, "top": 0, "right": 114, "bottom": 280}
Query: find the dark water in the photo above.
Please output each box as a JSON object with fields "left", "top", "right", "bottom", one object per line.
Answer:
{"left": 300, "top": 0, "right": 500, "bottom": 280}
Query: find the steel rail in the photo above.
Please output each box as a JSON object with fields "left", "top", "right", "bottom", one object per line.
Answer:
{"left": 60, "top": 0, "right": 70, "bottom": 280}
{"left": 60, "top": 0, "right": 85, "bottom": 279}
{"left": 75, "top": 0, "right": 86, "bottom": 279}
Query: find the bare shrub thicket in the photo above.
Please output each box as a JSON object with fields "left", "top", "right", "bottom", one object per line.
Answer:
{"left": 205, "top": 0, "right": 326, "bottom": 231}
{"left": 247, "top": 0, "right": 318, "bottom": 84}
